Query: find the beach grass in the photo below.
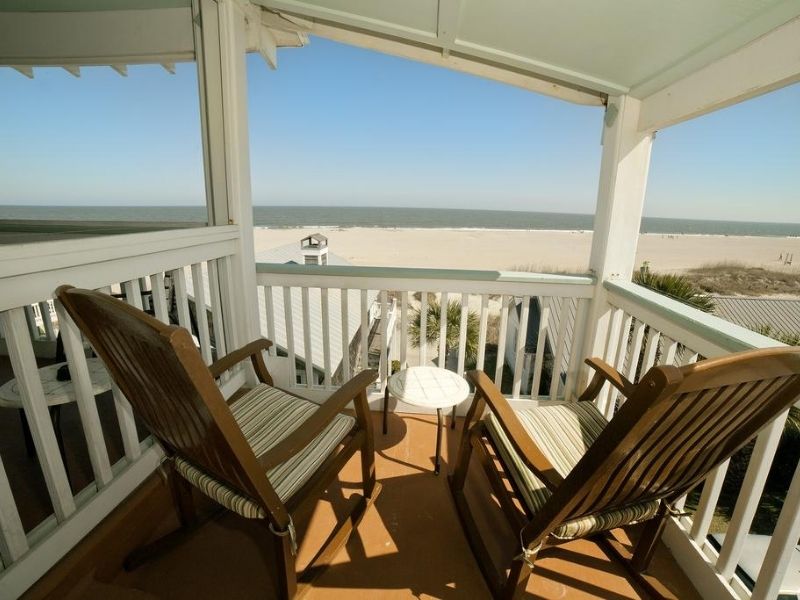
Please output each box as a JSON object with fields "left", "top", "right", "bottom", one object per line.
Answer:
{"left": 684, "top": 263, "right": 800, "bottom": 295}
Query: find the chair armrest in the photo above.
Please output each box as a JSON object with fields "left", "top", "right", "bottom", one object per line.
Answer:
{"left": 258, "top": 369, "right": 378, "bottom": 471}
{"left": 467, "top": 370, "right": 564, "bottom": 490}
{"left": 209, "top": 338, "right": 273, "bottom": 384}
{"left": 577, "top": 357, "right": 635, "bottom": 403}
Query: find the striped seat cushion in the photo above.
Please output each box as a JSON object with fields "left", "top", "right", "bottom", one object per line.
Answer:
{"left": 484, "top": 401, "right": 660, "bottom": 539}
{"left": 174, "top": 384, "right": 356, "bottom": 519}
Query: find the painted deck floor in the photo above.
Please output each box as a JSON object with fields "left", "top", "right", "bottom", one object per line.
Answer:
{"left": 97, "top": 412, "right": 700, "bottom": 600}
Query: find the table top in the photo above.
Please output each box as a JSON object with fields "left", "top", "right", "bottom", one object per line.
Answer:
{"left": 387, "top": 366, "right": 470, "bottom": 410}
{"left": 0, "top": 358, "right": 112, "bottom": 409}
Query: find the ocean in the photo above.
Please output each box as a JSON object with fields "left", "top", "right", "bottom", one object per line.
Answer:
{"left": 1, "top": 205, "right": 799, "bottom": 237}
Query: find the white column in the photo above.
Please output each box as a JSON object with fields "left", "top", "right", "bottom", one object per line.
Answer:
{"left": 580, "top": 96, "right": 653, "bottom": 385}
{"left": 194, "top": 0, "right": 260, "bottom": 355}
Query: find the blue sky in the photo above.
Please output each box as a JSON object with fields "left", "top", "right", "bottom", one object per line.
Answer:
{"left": 0, "top": 36, "right": 798, "bottom": 222}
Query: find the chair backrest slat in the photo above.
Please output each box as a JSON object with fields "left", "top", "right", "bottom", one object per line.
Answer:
{"left": 534, "top": 347, "right": 800, "bottom": 533}
{"left": 56, "top": 286, "right": 284, "bottom": 519}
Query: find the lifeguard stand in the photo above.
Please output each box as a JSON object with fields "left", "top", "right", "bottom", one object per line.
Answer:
{"left": 300, "top": 233, "right": 329, "bottom": 265}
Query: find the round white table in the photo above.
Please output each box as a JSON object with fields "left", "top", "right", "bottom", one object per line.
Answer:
{"left": 0, "top": 358, "right": 112, "bottom": 409}
{"left": 0, "top": 358, "right": 112, "bottom": 464}
{"left": 383, "top": 366, "right": 470, "bottom": 475}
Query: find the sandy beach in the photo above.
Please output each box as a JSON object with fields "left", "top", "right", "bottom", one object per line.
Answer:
{"left": 254, "top": 227, "right": 800, "bottom": 274}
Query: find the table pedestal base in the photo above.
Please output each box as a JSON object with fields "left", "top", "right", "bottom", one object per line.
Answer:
{"left": 383, "top": 388, "right": 457, "bottom": 476}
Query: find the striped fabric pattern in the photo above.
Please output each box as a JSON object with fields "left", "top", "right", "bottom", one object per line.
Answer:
{"left": 485, "top": 402, "right": 660, "bottom": 539}
{"left": 175, "top": 384, "right": 355, "bottom": 519}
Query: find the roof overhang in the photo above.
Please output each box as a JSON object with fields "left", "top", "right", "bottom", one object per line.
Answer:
{"left": 1, "top": 0, "right": 799, "bottom": 131}
{"left": 255, "top": 0, "right": 800, "bottom": 129}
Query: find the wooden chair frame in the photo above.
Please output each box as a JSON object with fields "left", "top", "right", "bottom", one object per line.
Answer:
{"left": 56, "top": 285, "right": 381, "bottom": 599}
{"left": 449, "top": 348, "right": 800, "bottom": 599}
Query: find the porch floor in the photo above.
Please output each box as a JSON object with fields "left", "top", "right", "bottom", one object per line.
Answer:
{"left": 98, "top": 412, "right": 699, "bottom": 599}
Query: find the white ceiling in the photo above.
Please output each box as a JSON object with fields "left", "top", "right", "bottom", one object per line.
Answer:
{"left": 258, "top": 0, "right": 800, "bottom": 98}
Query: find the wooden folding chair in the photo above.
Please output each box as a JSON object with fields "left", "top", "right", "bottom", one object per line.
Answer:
{"left": 56, "top": 285, "right": 380, "bottom": 599}
{"left": 449, "top": 348, "right": 800, "bottom": 599}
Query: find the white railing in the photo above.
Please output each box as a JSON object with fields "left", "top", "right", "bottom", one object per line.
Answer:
{"left": 602, "top": 280, "right": 797, "bottom": 600}
{"left": 256, "top": 263, "right": 595, "bottom": 410}
{"left": 0, "top": 225, "right": 242, "bottom": 597}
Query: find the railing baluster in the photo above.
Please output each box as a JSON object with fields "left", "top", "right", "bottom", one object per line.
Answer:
{"left": 420, "top": 292, "right": 428, "bottom": 365}
{"left": 301, "top": 287, "right": 313, "bottom": 387}
{"left": 438, "top": 292, "right": 449, "bottom": 368}
{"left": 717, "top": 413, "right": 788, "bottom": 579}
{"left": 283, "top": 287, "right": 296, "bottom": 386}
{"left": 170, "top": 268, "right": 192, "bottom": 332}
{"left": 624, "top": 319, "right": 646, "bottom": 383}
{"left": 263, "top": 285, "right": 276, "bottom": 356}
{"left": 495, "top": 296, "right": 509, "bottom": 387}
{"left": 530, "top": 300, "right": 550, "bottom": 399}
{"left": 671, "top": 350, "right": 699, "bottom": 514}
{"left": 217, "top": 256, "right": 241, "bottom": 353}
{"left": 564, "top": 297, "right": 589, "bottom": 401}
{"left": 54, "top": 302, "right": 113, "bottom": 486}
{"left": 476, "top": 294, "right": 489, "bottom": 372}
{"left": 661, "top": 336, "right": 678, "bottom": 365}
{"left": 0, "top": 309, "right": 75, "bottom": 521}
{"left": 751, "top": 456, "right": 800, "bottom": 600}
{"left": 149, "top": 273, "right": 169, "bottom": 324}
{"left": 189, "top": 264, "right": 212, "bottom": 364}
{"left": 321, "top": 288, "right": 332, "bottom": 388}
{"left": 690, "top": 460, "right": 730, "bottom": 544}
{"left": 24, "top": 305, "right": 38, "bottom": 341}
{"left": 90, "top": 285, "right": 142, "bottom": 462}
{"left": 38, "top": 301, "right": 56, "bottom": 341}
{"left": 0, "top": 454, "right": 27, "bottom": 564}
{"left": 599, "top": 312, "right": 633, "bottom": 416}
{"left": 111, "top": 384, "right": 141, "bottom": 461}
{"left": 550, "top": 298, "right": 570, "bottom": 401}
{"left": 340, "top": 289, "right": 350, "bottom": 381}
{"left": 457, "top": 293, "right": 469, "bottom": 377}
{"left": 641, "top": 328, "right": 661, "bottom": 373}
{"left": 122, "top": 278, "right": 143, "bottom": 310}
{"left": 400, "top": 291, "right": 408, "bottom": 369}
{"left": 380, "top": 290, "right": 389, "bottom": 385}
{"left": 512, "top": 296, "right": 529, "bottom": 399}
{"left": 597, "top": 307, "right": 624, "bottom": 414}
{"left": 360, "top": 289, "right": 369, "bottom": 374}
{"left": 613, "top": 314, "right": 633, "bottom": 371}
{"left": 206, "top": 263, "right": 227, "bottom": 359}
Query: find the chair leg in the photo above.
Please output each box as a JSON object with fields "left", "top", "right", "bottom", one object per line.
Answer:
{"left": 502, "top": 555, "right": 534, "bottom": 600}
{"left": 631, "top": 514, "right": 668, "bottom": 572}
{"left": 449, "top": 423, "right": 475, "bottom": 493}
{"left": 124, "top": 464, "right": 203, "bottom": 571}
{"left": 270, "top": 527, "right": 298, "bottom": 600}
{"left": 168, "top": 466, "right": 197, "bottom": 528}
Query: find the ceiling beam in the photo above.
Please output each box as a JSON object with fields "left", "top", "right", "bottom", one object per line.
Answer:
{"left": 12, "top": 66, "right": 33, "bottom": 79}
{"left": 436, "top": 0, "right": 462, "bottom": 58}
{"left": 160, "top": 62, "right": 176, "bottom": 74}
{"left": 257, "top": 26, "right": 278, "bottom": 69}
{"left": 257, "top": 0, "right": 624, "bottom": 97}
{"left": 62, "top": 65, "right": 80, "bottom": 78}
{"left": 638, "top": 16, "right": 800, "bottom": 132}
{"left": 278, "top": 17, "right": 603, "bottom": 106}
{"left": 0, "top": 9, "right": 194, "bottom": 67}
{"left": 111, "top": 64, "right": 128, "bottom": 77}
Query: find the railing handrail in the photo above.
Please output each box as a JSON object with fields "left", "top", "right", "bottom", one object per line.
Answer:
{"left": 0, "top": 226, "right": 240, "bottom": 312}
{"left": 0, "top": 225, "right": 239, "bottom": 277}
{"left": 604, "top": 279, "right": 780, "bottom": 357}
{"left": 257, "top": 263, "right": 595, "bottom": 297}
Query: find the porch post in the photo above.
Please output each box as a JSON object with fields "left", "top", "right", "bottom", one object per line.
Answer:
{"left": 194, "top": 0, "right": 260, "bottom": 351}
{"left": 579, "top": 95, "right": 654, "bottom": 389}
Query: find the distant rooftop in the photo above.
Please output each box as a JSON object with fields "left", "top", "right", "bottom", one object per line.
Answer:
{"left": 711, "top": 295, "right": 800, "bottom": 339}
